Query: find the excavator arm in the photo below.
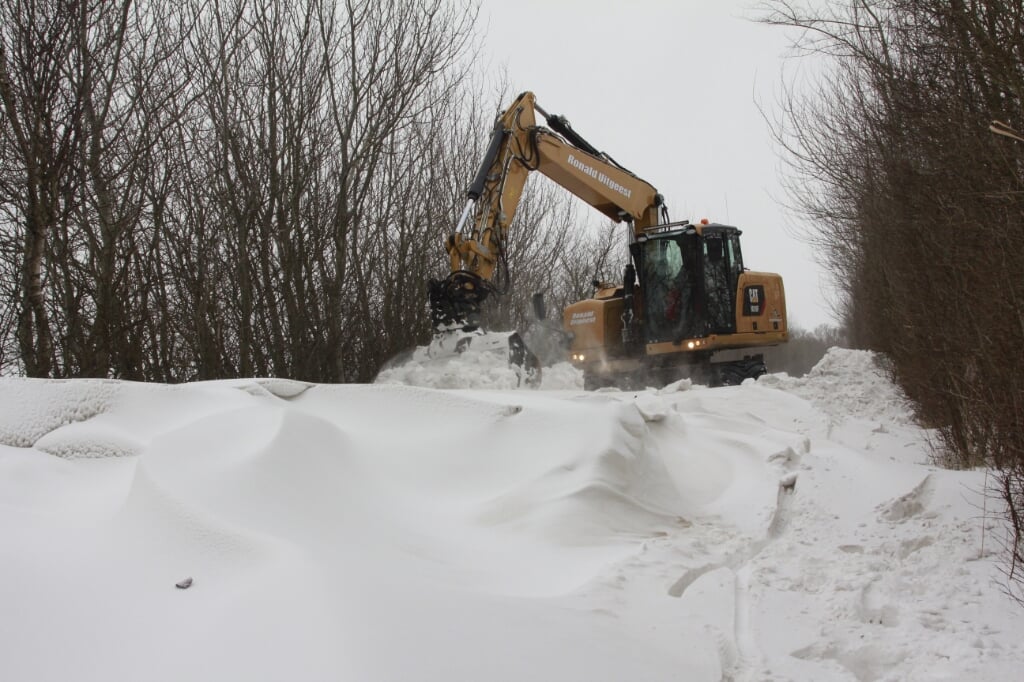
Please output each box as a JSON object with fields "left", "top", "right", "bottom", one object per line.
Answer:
{"left": 429, "top": 91, "right": 665, "bottom": 332}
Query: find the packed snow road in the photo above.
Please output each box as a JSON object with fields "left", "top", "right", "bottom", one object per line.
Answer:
{"left": 0, "top": 349, "right": 1020, "bottom": 681}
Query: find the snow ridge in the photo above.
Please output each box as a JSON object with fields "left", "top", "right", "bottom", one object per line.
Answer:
{"left": 0, "top": 350, "right": 1020, "bottom": 681}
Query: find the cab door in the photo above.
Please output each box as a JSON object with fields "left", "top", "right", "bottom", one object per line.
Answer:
{"left": 703, "top": 233, "right": 736, "bottom": 334}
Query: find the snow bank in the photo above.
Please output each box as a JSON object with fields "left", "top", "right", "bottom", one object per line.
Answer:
{"left": 374, "top": 342, "right": 910, "bottom": 425}
{"left": 1, "top": 350, "right": 1020, "bottom": 682}
{"left": 760, "top": 347, "right": 915, "bottom": 424}
{"left": 375, "top": 345, "right": 584, "bottom": 390}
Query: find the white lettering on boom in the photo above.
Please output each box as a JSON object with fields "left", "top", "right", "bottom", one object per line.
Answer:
{"left": 567, "top": 155, "right": 632, "bottom": 200}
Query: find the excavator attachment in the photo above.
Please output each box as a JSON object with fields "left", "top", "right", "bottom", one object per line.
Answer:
{"left": 427, "top": 271, "right": 489, "bottom": 333}
{"left": 427, "top": 272, "right": 544, "bottom": 387}
{"left": 424, "top": 327, "right": 542, "bottom": 387}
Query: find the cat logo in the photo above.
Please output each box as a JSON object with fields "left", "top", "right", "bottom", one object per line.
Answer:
{"left": 743, "top": 285, "right": 765, "bottom": 316}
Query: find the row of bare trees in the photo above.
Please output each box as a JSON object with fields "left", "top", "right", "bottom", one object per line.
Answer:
{"left": 764, "top": 0, "right": 1024, "bottom": 599}
{"left": 0, "top": 0, "right": 620, "bottom": 383}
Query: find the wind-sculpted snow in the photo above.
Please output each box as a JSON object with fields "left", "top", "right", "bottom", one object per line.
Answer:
{"left": 0, "top": 351, "right": 1021, "bottom": 681}
{"left": 0, "top": 378, "right": 117, "bottom": 447}
{"left": 475, "top": 401, "right": 691, "bottom": 550}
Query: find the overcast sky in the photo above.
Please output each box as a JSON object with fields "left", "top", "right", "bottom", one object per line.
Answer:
{"left": 473, "top": 0, "right": 836, "bottom": 329}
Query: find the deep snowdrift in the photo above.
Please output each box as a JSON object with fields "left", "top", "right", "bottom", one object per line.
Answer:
{"left": 1, "top": 349, "right": 1021, "bottom": 681}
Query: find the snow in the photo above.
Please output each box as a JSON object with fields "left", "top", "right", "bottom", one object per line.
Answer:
{"left": 376, "top": 345, "right": 585, "bottom": 390}
{"left": 1, "top": 348, "right": 1022, "bottom": 681}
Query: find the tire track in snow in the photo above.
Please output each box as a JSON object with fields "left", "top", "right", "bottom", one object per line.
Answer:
{"left": 669, "top": 471, "right": 799, "bottom": 680}
{"left": 732, "top": 566, "right": 758, "bottom": 680}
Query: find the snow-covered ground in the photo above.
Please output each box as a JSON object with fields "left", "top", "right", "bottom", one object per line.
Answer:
{"left": 1, "top": 349, "right": 1021, "bottom": 681}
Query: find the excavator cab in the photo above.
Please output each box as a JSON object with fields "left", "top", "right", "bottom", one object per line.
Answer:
{"left": 566, "top": 220, "right": 783, "bottom": 388}
{"left": 633, "top": 222, "right": 744, "bottom": 344}
{"left": 636, "top": 229, "right": 702, "bottom": 343}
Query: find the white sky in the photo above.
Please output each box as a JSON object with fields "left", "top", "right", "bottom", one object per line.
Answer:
{"left": 474, "top": 0, "right": 837, "bottom": 329}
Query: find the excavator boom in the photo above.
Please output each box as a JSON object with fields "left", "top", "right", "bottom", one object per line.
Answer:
{"left": 429, "top": 91, "right": 661, "bottom": 333}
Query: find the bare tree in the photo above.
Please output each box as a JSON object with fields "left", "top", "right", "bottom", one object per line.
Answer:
{"left": 0, "top": 0, "right": 85, "bottom": 376}
{"left": 0, "top": 0, "right": 199, "bottom": 378}
{"left": 762, "top": 0, "right": 1024, "bottom": 600}
{"left": 0, "top": 0, "right": 630, "bottom": 387}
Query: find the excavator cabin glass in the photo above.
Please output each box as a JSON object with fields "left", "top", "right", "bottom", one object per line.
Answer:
{"left": 633, "top": 225, "right": 744, "bottom": 344}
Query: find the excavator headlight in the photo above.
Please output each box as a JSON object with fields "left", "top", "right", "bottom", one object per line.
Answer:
{"left": 687, "top": 341, "right": 695, "bottom": 349}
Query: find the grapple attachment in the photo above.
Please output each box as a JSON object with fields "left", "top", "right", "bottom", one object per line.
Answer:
{"left": 425, "top": 327, "right": 541, "bottom": 387}
{"left": 427, "top": 271, "right": 490, "bottom": 332}
{"left": 427, "top": 271, "right": 542, "bottom": 387}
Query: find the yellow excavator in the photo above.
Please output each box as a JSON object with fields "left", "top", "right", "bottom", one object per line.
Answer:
{"left": 428, "top": 91, "right": 787, "bottom": 388}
